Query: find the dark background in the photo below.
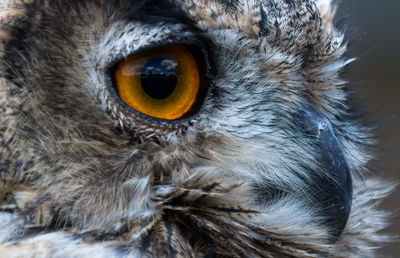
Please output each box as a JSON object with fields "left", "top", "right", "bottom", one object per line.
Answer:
{"left": 338, "top": 0, "right": 400, "bottom": 256}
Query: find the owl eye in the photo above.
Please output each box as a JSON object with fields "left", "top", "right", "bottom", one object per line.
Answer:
{"left": 113, "top": 44, "right": 206, "bottom": 121}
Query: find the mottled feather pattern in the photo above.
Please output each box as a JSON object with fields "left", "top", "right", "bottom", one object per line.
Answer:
{"left": 0, "top": 0, "right": 393, "bottom": 257}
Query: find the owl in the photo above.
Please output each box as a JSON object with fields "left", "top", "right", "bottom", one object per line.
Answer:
{"left": 0, "top": 0, "right": 393, "bottom": 257}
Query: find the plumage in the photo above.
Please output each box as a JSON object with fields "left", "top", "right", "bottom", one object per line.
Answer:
{"left": 0, "top": 0, "right": 393, "bottom": 257}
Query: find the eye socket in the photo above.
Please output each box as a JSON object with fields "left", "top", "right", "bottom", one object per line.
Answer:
{"left": 113, "top": 44, "right": 206, "bottom": 121}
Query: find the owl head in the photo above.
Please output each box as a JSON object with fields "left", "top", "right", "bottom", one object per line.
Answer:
{"left": 0, "top": 0, "right": 393, "bottom": 256}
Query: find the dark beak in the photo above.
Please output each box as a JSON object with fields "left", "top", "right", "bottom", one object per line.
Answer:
{"left": 298, "top": 103, "right": 353, "bottom": 241}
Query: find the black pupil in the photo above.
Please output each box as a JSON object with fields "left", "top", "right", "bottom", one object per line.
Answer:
{"left": 141, "top": 57, "right": 178, "bottom": 99}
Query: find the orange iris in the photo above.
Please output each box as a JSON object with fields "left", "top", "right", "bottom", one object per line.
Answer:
{"left": 114, "top": 44, "right": 201, "bottom": 120}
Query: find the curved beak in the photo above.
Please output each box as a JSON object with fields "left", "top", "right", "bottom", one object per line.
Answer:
{"left": 297, "top": 103, "right": 353, "bottom": 241}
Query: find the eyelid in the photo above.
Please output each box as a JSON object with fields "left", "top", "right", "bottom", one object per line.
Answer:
{"left": 97, "top": 22, "right": 199, "bottom": 71}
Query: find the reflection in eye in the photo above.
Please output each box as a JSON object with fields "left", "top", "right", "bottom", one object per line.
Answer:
{"left": 113, "top": 44, "right": 204, "bottom": 120}
{"left": 140, "top": 57, "right": 178, "bottom": 99}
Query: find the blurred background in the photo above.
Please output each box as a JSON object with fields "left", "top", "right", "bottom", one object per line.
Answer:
{"left": 337, "top": 0, "right": 400, "bottom": 256}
